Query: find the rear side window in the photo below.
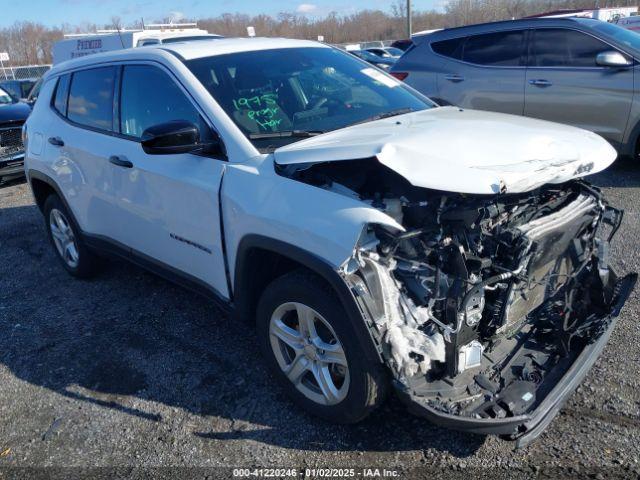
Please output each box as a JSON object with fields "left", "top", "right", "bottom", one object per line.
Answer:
{"left": 431, "top": 37, "right": 465, "bottom": 59}
{"left": 68, "top": 67, "right": 115, "bottom": 131}
{"left": 532, "top": 29, "right": 610, "bottom": 67}
{"left": 119, "top": 65, "right": 205, "bottom": 138}
{"left": 52, "top": 74, "right": 70, "bottom": 116}
{"left": 462, "top": 30, "right": 525, "bottom": 66}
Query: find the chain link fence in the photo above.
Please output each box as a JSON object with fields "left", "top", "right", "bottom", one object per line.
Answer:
{"left": 0, "top": 64, "right": 51, "bottom": 81}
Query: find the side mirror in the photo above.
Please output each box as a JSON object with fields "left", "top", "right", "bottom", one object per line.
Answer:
{"left": 596, "top": 50, "right": 632, "bottom": 68}
{"left": 141, "top": 120, "right": 221, "bottom": 155}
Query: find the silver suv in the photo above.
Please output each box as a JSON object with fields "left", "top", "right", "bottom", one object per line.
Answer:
{"left": 391, "top": 18, "right": 640, "bottom": 157}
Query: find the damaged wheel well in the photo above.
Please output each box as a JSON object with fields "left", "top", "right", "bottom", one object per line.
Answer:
{"left": 233, "top": 235, "right": 384, "bottom": 364}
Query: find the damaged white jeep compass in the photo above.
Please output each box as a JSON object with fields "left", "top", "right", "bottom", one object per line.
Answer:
{"left": 24, "top": 38, "right": 636, "bottom": 447}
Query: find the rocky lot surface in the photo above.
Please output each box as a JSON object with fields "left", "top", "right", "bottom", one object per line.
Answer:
{"left": 0, "top": 161, "right": 639, "bottom": 479}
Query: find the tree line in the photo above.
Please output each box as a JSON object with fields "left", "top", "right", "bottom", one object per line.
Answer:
{"left": 0, "top": 0, "right": 636, "bottom": 66}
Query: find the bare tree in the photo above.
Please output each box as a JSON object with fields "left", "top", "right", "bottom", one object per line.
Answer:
{"left": 391, "top": 0, "right": 407, "bottom": 17}
{"left": 109, "top": 15, "right": 123, "bottom": 31}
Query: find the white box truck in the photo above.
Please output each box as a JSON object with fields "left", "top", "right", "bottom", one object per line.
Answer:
{"left": 53, "top": 24, "right": 221, "bottom": 64}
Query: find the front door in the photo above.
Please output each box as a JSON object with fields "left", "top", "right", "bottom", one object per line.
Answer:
{"left": 524, "top": 28, "right": 634, "bottom": 146}
{"left": 107, "top": 64, "right": 229, "bottom": 298}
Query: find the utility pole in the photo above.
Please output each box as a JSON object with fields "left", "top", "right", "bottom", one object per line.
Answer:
{"left": 406, "top": 0, "right": 412, "bottom": 38}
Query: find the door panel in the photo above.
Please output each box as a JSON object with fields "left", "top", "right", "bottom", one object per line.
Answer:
{"left": 524, "top": 28, "right": 634, "bottom": 144}
{"left": 438, "top": 60, "right": 525, "bottom": 115}
{"left": 53, "top": 122, "right": 126, "bottom": 239}
{"left": 437, "top": 30, "right": 526, "bottom": 115}
{"left": 44, "top": 67, "right": 123, "bottom": 239}
{"left": 108, "top": 64, "right": 229, "bottom": 298}
{"left": 106, "top": 140, "right": 229, "bottom": 297}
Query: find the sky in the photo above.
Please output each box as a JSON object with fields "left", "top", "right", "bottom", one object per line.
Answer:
{"left": 1, "top": 0, "right": 445, "bottom": 28}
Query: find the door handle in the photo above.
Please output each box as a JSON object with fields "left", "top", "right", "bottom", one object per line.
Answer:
{"left": 48, "top": 136, "right": 64, "bottom": 146}
{"left": 444, "top": 74, "right": 465, "bottom": 82}
{"left": 109, "top": 155, "right": 133, "bottom": 168}
{"left": 528, "top": 79, "right": 553, "bottom": 87}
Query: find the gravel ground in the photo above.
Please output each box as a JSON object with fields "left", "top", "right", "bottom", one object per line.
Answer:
{"left": 0, "top": 161, "right": 639, "bottom": 479}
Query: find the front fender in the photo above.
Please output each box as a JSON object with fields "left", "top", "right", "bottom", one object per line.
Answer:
{"left": 222, "top": 158, "right": 403, "bottom": 364}
{"left": 221, "top": 158, "right": 403, "bottom": 287}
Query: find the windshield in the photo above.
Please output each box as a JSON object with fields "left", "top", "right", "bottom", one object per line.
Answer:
{"left": 185, "top": 47, "right": 433, "bottom": 148}
{"left": 591, "top": 21, "right": 640, "bottom": 53}
{"left": 0, "top": 87, "right": 14, "bottom": 104}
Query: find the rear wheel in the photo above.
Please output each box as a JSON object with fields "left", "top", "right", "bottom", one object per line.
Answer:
{"left": 257, "top": 270, "right": 388, "bottom": 423}
{"left": 44, "top": 194, "right": 100, "bottom": 278}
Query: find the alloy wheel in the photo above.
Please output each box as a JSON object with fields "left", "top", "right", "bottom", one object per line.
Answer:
{"left": 269, "top": 302, "right": 350, "bottom": 405}
{"left": 49, "top": 208, "right": 79, "bottom": 268}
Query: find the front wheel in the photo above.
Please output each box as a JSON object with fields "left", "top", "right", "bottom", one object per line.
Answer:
{"left": 256, "top": 271, "right": 388, "bottom": 423}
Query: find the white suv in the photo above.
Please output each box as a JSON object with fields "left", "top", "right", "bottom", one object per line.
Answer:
{"left": 24, "top": 38, "right": 636, "bottom": 446}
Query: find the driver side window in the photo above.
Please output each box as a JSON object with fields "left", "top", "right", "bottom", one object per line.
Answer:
{"left": 531, "top": 29, "right": 612, "bottom": 67}
{"left": 119, "top": 65, "right": 207, "bottom": 139}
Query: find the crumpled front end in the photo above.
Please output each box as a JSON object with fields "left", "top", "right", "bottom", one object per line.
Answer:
{"left": 328, "top": 171, "right": 635, "bottom": 445}
{"left": 277, "top": 154, "right": 635, "bottom": 445}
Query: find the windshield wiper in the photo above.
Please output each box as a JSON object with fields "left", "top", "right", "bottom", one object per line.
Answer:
{"left": 248, "top": 130, "right": 325, "bottom": 140}
{"left": 346, "top": 107, "right": 415, "bottom": 127}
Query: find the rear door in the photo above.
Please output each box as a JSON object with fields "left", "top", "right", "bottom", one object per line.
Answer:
{"left": 43, "top": 66, "right": 123, "bottom": 239}
{"left": 436, "top": 29, "right": 527, "bottom": 115}
{"left": 524, "top": 28, "right": 633, "bottom": 145}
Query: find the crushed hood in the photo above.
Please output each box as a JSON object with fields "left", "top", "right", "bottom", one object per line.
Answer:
{"left": 273, "top": 107, "right": 617, "bottom": 194}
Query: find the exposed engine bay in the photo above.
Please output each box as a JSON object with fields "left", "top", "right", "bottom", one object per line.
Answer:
{"left": 278, "top": 158, "right": 631, "bottom": 425}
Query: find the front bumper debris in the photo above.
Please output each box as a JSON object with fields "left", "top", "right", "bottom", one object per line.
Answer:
{"left": 395, "top": 272, "right": 636, "bottom": 447}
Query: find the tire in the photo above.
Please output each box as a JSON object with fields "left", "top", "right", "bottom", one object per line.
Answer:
{"left": 43, "top": 194, "right": 100, "bottom": 278}
{"left": 256, "top": 270, "right": 388, "bottom": 424}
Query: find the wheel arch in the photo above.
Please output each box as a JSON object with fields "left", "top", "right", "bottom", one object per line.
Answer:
{"left": 233, "top": 234, "right": 383, "bottom": 364}
{"left": 28, "top": 170, "right": 60, "bottom": 212}
{"left": 624, "top": 116, "right": 640, "bottom": 158}
{"left": 27, "top": 169, "right": 85, "bottom": 234}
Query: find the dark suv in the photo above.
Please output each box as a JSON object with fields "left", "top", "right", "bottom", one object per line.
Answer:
{"left": 391, "top": 18, "right": 640, "bottom": 157}
{"left": 0, "top": 85, "right": 29, "bottom": 183}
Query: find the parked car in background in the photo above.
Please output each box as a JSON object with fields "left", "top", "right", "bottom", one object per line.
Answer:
{"left": 25, "top": 78, "right": 43, "bottom": 108}
{"left": 391, "top": 18, "right": 640, "bottom": 157}
{"left": 0, "top": 79, "right": 36, "bottom": 101}
{"left": 350, "top": 49, "right": 396, "bottom": 69}
{"left": 366, "top": 47, "right": 404, "bottom": 58}
{"left": 615, "top": 15, "right": 640, "bottom": 32}
{"left": 390, "top": 39, "right": 413, "bottom": 51}
{"left": 23, "top": 38, "right": 635, "bottom": 446}
{"left": 0, "top": 86, "right": 29, "bottom": 183}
